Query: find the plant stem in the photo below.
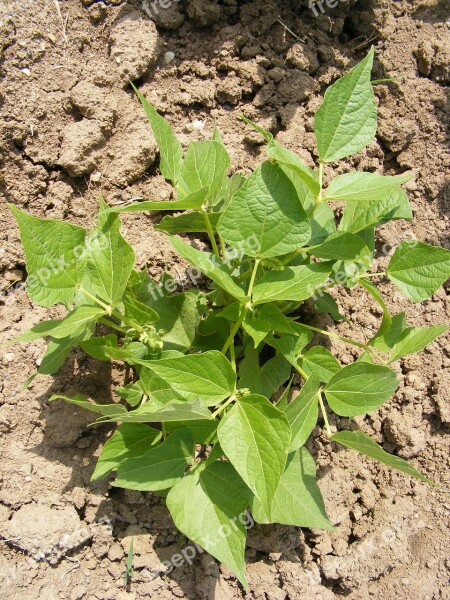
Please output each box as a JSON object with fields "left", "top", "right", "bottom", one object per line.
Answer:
{"left": 98, "top": 317, "right": 128, "bottom": 334}
{"left": 318, "top": 390, "right": 332, "bottom": 437}
{"left": 359, "top": 271, "right": 386, "bottom": 278}
{"left": 295, "top": 362, "right": 309, "bottom": 381}
{"left": 110, "top": 308, "right": 144, "bottom": 334}
{"left": 229, "top": 326, "right": 236, "bottom": 372}
{"left": 298, "top": 322, "right": 369, "bottom": 350}
{"left": 318, "top": 161, "right": 324, "bottom": 202}
{"left": 220, "top": 259, "right": 260, "bottom": 355}
{"left": 212, "top": 395, "right": 236, "bottom": 419}
{"left": 202, "top": 210, "right": 220, "bottom": 257}
{"left": 79, "top": 286, "right": 111, "bottom": 314}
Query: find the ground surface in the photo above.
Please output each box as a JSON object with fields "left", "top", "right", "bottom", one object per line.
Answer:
{"left": 0, "top": 0, "right": 449, "bottom": 598}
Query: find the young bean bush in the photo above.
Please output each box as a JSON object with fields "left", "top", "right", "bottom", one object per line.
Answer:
{"left": 9, "top": 48, "right": 450, "bottom": 586}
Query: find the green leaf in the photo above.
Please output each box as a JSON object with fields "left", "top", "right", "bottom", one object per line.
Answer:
{"left": 331, "top": 430, "right": 437, "bottom": 486}
{"left": 242, "top": 304, "right": 296, "bottom": 348}
{"left": 168, "top": 235, "right": 247, "bottom": 301}
{"left": 314, "top": 292, "right": 345, "bottom": 321}
{"left": 115, "top": 382, "right": 143, "bottom": 407}
{"left": 324, "top": 363, "right": 398, "bottom": 417}
{"left": 340, "top": 188, "right": 412, "bottom": 233}
{"left": 9, "top": 205, "right": 87, "bottom": 307}
{"left": 122, "top": 295, "right": 159, "bottom": 328}
{"left": 106, "top": 188, "right": 208, "bottom": 213}
{"left": 252, "top": 263, "right": 331, "bottom": 304}
{"left": 387, "top": 241, "right": 450, "bottom": 302}
{"left": 134, "top": 87, "right": 182, "bottom": 184}
{"left": 165, "top": 420, "right": 218, "bottom": 445}
{"left": 38, "top": 325, "right": 94, "bottom": 375}
{"left": 177, "top": 141, "right": 230, "bottom": 203}
{"left": 91, "top": 423, "right": 162, "bottom": 481}
{"left": 309, "top": 202, "right": 337, "bottom": 246}
{"left": 129, "top": 351, "right": 236, "bottom": 406}
{"left": 80, "top": 334, "right": 118, "bottom": 361}
{"left": 11, "top": 306, "right": 104, "bottom": 343}
{"left": 218, "top": 395, "right": 291, "bottom": 518}
{"left": 166, "top": 460, "right": 252, "bottom": 587}
{"left": 370, "top": 312, "right": 406, "bottom": 353}
{"left": 86, "top": 198, "right": 135, "bottom": 307}
{"left": 314, "top": 47, "right": 376, "bottom": 162}
{"left": 389, "top": 325, "right": 449, "bottom": 363}
{"left": 113, "top": 429, "right": 194, "bottom": 491}
{"left": 148, "top": 292, "right": 206, "bottom": 352}
{"left": 359, "top": 278, "right": 392, "bottom": 342}
{"left": 300, "top": 347, "right": 342, "bottom": 383}
{"left": 102, "top": 399, "right": 213, "bottom": 423}
{"left": 284, "top": 374, "right": 320, "bottom": 452}
{"left": 252, "top": 448, "right": 333, "bottom": 530}
{"left": 217, "top": 161, "right": 311, "bottom": 258}
{"left": 275, "top": 376, "right": 294, "bottom": 410}
{"left": 267, "top": 325, "right": 313, "bottom": 367}
{"left": 238, "top": 347, "right": 291, "bottom": 397}
{"left": 266, "top": 141, "right": 320, "bottom": 196}
{"left": 324, "top": 172, "right": 412, "bottom": 203}
{"left": 155, "top": 212, "right": 221, "bottom": 234}
{"left": 49, "top": 393, "right": 128, "bottom": 417}
{"left": 309, "top": 232, "right": 369, "bottom": 261}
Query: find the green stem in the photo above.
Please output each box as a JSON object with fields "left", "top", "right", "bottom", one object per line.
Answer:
{"left": 98, "top": 317, "right": 128, "bottom": 334}
{"left": 110, "top": 308, "right": 144, "bottom": 334}
{"left": 212, "top": 395, "right": 236, "bottom": 419}
{"left": 318, "top": 161, "right": 324, "bottom": 202}
{"left": 220, "top": 259, "right": 260, "bottom": 356}
{"left": 359, "top": 271, "right": 386, "bottom": 278}
{"left": 202, "top": 210, "right": 219, "bottom": 257}
{"left": 318, "top": 390, "right": 332, "bottom": 437}
{"left": 79, "top": 286, "right": 111, "bottom": 314}
{"left": 294, "top": 362, "right": 309, "bottom": 381}
{"left": 298, "top": 322, "right": 369, "bottom": 350}
{"left": 229, "top": 327, "right": 236, "bottom": 372}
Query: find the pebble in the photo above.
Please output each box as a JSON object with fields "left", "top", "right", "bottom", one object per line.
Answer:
{"left": 20, "top": 67, "right": 31, "bottom": 76}
{"left": 164, "top": 51, "right": 175, "bottom": 64}
{"left": 3, "top": 352, "right": 15, "bottom": 363}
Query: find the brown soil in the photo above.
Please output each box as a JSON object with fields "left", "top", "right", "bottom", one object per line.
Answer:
{"left": 0, "top": 1, "right": 449, "bottom": 598}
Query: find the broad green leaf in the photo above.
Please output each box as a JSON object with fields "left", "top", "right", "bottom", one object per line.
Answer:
{"left": 389, "top": 325, "right": 448, "bottom": 363}
{"left": 387, "top": 241, "right": 450, "bottom": 302}
{"left": 242, "top": 304, "right": 296, "bottom": 348}
{"left": 80, "top": 334, "right": 118, "bottom": 361}
{"left": 266, "top": 324, "right": 313, "bottom": 367}
{"left": 324, "top": 363, "right": 398, "bottom": 417}
{"left": 165, "top": 420, "right": 218, "bottom": 445}
{"left": 129, "top": 351, "right": 235, "bottom": 406}
{"left": 113, "top": 429, "right": 194, "bottom": 491}
{"left": 252, "top": 263, "right": 331, "bottom": 304}
{"left": 134, "top": 86, "right": 182, "bottom": 184}
{"left": 49, "top": 393, "right": 128, "bottom": 416}
{"left": 324, "top": 172, "right": 412, "bottom": 203}
{"left": 331, "top": 430, "right": 437, "bottom": 486}
{"left": 86, "top": 198, "right": 135, "bottom": 307}
{"left": 122, "top": 295, "right": 159, "bottom": 328}
{"left": 309, "top": 202, "right": 336, "bottom": 246}
{"left": 275, "top": 375, "right": 294, "bottom": 410}
{"left": 177, "top": 140, "right": 230, "bottom": 203}
{"left": 300, "top": 347, "right": 341, "bottom": 383}
{"left": 309, "top": 232, "right": 369, "bottom": 261}
{"left": 359, "top": 278, "right": 392, "bottom": 341}
{"left": 107, "top": 189, "right": 208, "bottom": 213}
{"left": 284, "top": 374, "right": 320, "bottom": 451}
{"left": 340, "top": 188, "right": 412, "bottom": 233}
{"left": 167, "top": 460, "right": 252, "bottom": 587}
{"left": 155, "top": 212, "right": 221, "bottom": 234}
{"left": 218, "top": 395, "right": 291, "bottom": 518}
{"left": 115, "top": 382, "right": 143, "bottom": 407}
{"left": 11, "top": 306, "right": 104, "bottom": 343}
{"left": 101, "top": 399, "right": 213, "bottom": 423}
{"left": 314, "top": 47, "right": 376, "bottom": 162}
{"left": 314, "top": 292, "right": 345, "bottom": 321}
{"left": 266, "top": 141, "right": 320, "bottom": 196}
{"left": 371, "top": 313, "right": 406, "bottom": 353}
{"left": 168, "top": 235, "right": 247, "bottom": 301}
{"left": 238, "top": 347, "right": 291, "bottom": 397}
{"left": 9, "top": 205, "right": 87, "bottom": 307}
{"left": 148, "top": 292, "right": 206, "bottom": 352}
{"left": 91, "top": 423, "right": 161, "bottom": 481}
{"left": 193, "top": 311, "right": 230, "bottom": 352}
{"left": 252, "top": 448, "right": 333, "bottom": 530}
{"left": 217, "top": 161, "right": 311, "bottom": 258}
{"left": 38, "top": 324, "right": 94, "bottom": 375}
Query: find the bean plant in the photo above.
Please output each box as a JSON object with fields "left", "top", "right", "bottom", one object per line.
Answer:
{"left": 8, "top": 48, "right": 450, "bottom": 586}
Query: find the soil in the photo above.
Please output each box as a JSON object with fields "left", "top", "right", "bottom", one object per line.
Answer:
{"left": 0, "top": 0, "right": 449, "bottom": 599}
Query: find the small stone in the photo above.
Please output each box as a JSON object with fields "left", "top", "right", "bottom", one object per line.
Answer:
{"left": 267, "top": 67, "right": 286, "bottom": 82}
{"left": 164, "top": 51, "right": 175, "bottom": 64}
{"left": 20, "top": 67, "right": 31, "bottom": 76}
{"left": 3, "top": 353, "right": 15, "bottom": 363}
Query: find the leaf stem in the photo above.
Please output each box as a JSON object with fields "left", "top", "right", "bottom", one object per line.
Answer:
{"left": 318, "top": 389, "right": 332, "bottom": 437}
{"left": 359, "top": 271, "right": 386, "bottom": 278}
{"left": 229, "top": 326, "right": 236, "bottom": 372}
{"left": 110, "top": 308, "right": 144, "bottom": 334}
{"left": 212, "top": 394, "right": 236, "bottom": 418}
{"left": 98, "top": 317, "right": 128, "bottom": 334}
{"left": 79, "top": 286, "right": 111, "bottom": 314}
{"left": 202, "top": 210, "right": 220, "bottom": 257}
{"left": 247, "top": 258, "right": 261, "bottom": 299}
{"left": 317, "top": 161, "right": 324, "bottom": 202}
{"left": 298, "top": 322, "right": 369, "bottom": 350}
